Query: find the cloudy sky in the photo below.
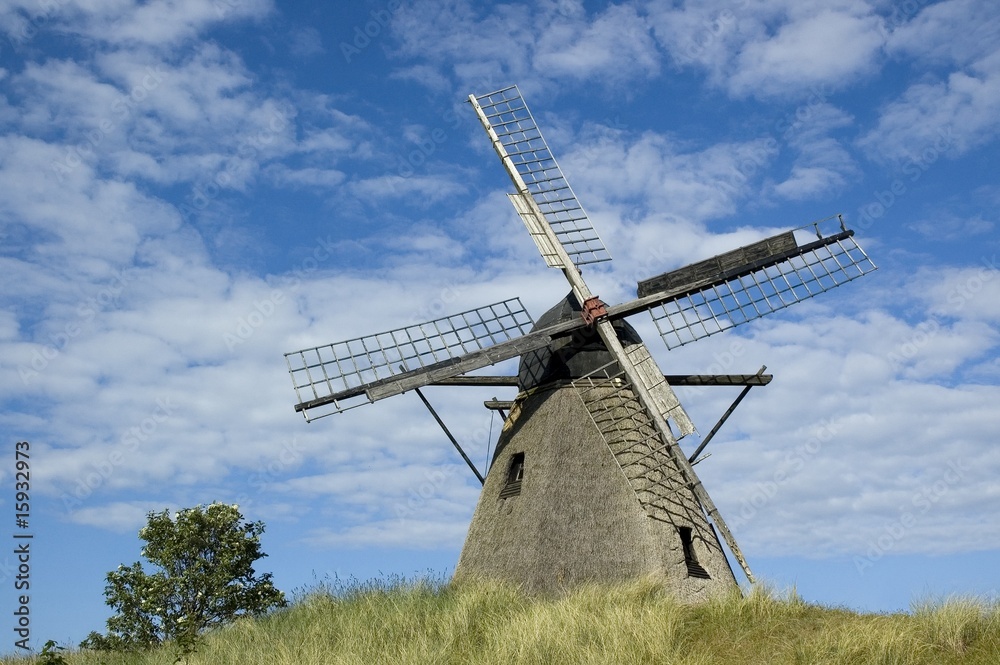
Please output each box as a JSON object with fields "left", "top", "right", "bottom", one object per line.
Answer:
{"left": 1, "top": 0, "right": 999, "bottom": 650}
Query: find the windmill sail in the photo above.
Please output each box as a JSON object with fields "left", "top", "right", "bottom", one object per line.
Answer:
{"left": 285, "top": 298, "right": 535, "bottom": 420}
{"left": 621, "top": 341, "right": 696, "bottom": 438}
{"left": 470, "top": 85, "right": 612, "bottom": 267}
{"left": 638, "top": 218, "right": 877, "bottom": 349}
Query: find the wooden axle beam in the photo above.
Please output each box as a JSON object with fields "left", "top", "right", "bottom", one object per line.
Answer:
{"left": 431, "top": 373, "right": 772, "bottom": 388}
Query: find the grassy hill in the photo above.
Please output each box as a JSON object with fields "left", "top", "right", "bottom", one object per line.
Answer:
{"left": 9, "top": 578, "right": 1000, "bottom": 664}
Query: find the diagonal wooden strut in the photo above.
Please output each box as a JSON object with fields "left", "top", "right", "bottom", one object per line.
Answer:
{"left": 688, "top": 365, "right": 767, "bottom": 464}
{"left": 414, "top": 387, "right": 485, "bottom": 486}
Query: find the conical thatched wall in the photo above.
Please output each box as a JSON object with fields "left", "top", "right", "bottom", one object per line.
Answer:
{"left": 453, "top": 294, "right": 738, "bottom": 600}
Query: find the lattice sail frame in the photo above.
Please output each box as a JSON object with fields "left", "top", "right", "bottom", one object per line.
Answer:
{"left": 471, "top": 85, "right": 612, "bottom": 267}
{"left": 647, "top": 220, "right": 877, "bottom": 349}
{"left": 285, "top": 298, "right": 534, "bottom": 419}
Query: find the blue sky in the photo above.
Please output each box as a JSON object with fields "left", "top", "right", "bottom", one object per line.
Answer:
{"left": 1, "top": 0, "right": 999, "bottom": 651}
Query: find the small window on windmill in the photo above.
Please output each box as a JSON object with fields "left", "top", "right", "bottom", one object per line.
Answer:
{"left": 678, "top": 526, "right": 711, "bottom": 579}
{"left": 499, "top": 452, "right": 524, "bottom": 499}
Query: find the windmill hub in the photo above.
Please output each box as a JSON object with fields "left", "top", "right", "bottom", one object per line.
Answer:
{"left": 518, "top": 293, "right": 641, "bottom": 392}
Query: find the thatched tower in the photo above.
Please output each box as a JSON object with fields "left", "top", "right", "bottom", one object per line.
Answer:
{"left": 453, "top": 294, "right": 738, "bottom": 599}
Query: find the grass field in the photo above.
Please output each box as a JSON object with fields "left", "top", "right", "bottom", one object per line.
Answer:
{"left": 7, "top": 577, "right": 999, "bottom": 664}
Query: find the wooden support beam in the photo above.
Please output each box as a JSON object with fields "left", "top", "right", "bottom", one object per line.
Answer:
{"left": 415, "top": 387, "right": 485, "bottom": 486}
{"left": 688, "top": 366, "right": 767, "bottom": 463}
{"left": 431, "top": 374, "right": 772, "bottom": 388}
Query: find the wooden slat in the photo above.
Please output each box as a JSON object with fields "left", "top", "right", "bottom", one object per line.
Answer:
{"left": 428, "top": 374, "right": 773, "bottom": 387}
{"left": 637, "top": 232, "right": 797, "bottom": 297}
{"left": 624, "top": 342, "right": 696, "bottom": 437}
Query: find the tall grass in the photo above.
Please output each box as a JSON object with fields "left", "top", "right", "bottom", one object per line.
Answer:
{"left": 7, "top": 577, "right": 998, "bottom": 665}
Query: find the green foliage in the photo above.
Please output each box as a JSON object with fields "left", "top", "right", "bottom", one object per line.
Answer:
{"left": 79, "top": 503, "right": 286, "bottom": 654}
{"left": 36, "top": 640, "right": 69, "bottom": 665}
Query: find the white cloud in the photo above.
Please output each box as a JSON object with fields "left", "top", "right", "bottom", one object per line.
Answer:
{"left": 389, "top": 0, "right": 662, "bottom": 93}
{"left": 75, "top": 0, "right": 273, "bottom": 48}
{"left": 859, "top": 0, "right": 1000, "bottom": 164}
{"left": 0, "top": 134, "right": 181, "bottom": 277}
{"left": 69, "top": 501, "right": 173, "bottom": 534}
{"left": 288, "top": 26, "right": 325, "bottom": 58}
{"left": 768, "top": 103, "right": 859, "bottom": 200}
{"left": 389, "top": 0, "right": 536, "bottom": 89}
{"left": 305, "top": 519, "right": 471, "bottom": 550}
{"left": 857, "top": 54, "right": 1000, "bottom": 165}
{"left": 534, "top": 4, "right": 660, "bottom": 83}
{"left": 915, "top": 262, "right": 1000, "bottom": 324}
{"left": 679, "top": 303, "right": 1000, "bottom": 557}
{"left": 348, "top": 174, "right": 467, "bottom": 203}
{"left": 886, "top": 0, "right": 1000, "bottom": 66}
{"left": 645, "top": 0, "right": 886, "bottom": 99}
{"left": 562, "top": 129, "right": 779, "bottom": 225}
{"left": 265, "top": 164, "right": 346, "bottom": 189}
{"left": 908, "top": 214, "right": 994, "bottom": 241}
{"left": 727, "top": 7, "right": 884, "bottom": 97}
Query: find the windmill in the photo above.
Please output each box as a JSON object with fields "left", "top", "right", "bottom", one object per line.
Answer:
{"left": 283, "top": 85, "right": 876, "bottom": 598}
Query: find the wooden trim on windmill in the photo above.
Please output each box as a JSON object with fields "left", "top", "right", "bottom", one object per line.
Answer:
{"left": 679, "top": 526, "right": 711, "bottom": 579}
{"left": 623, "top": 343, "right": 697, "bottom": 438}
{"left": 636, "top": 232, "right": 798, "bottom": 297}
{"left": 508, "top": 193, "right": 564, "bottom": 268}
{"left": 431, "top": 374, "right": 773, "bottom": 387}
{"left": 498, "top": 452, "right": 524, "bottom": 498}
{"left": 635, "top": 228, "right": 856, "bottom": 299}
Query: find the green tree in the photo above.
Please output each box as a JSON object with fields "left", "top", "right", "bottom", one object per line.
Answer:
{"left": 81, "top": 503, "right": 286, "bottom": 652}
